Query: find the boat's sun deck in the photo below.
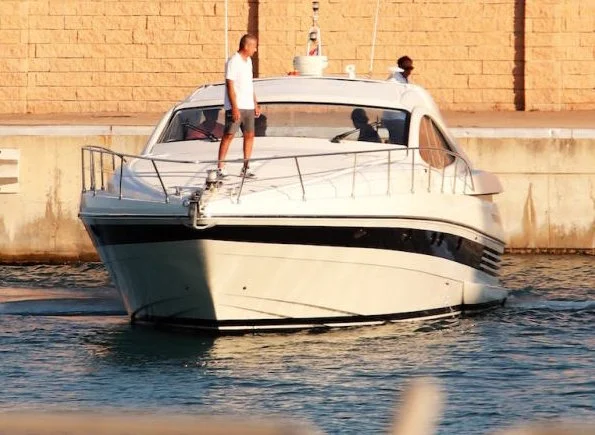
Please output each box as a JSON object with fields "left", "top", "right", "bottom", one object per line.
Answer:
{"left": 82, "top": 137, "right": 476, "bottom": 213}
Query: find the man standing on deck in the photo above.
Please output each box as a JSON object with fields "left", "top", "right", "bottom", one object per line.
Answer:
{"left": 217, "top": 34, "right": 261, "bottom": 178}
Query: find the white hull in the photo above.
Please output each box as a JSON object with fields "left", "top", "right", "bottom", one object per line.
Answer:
{"left": 85, "top": 216, "right": 507, "bottom": 333}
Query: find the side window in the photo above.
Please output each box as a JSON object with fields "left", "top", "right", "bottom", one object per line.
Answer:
{"left": 160, "top": 109, "right": 201, "bottom": 143}
{"left": 418, "top": 116, "right": 455, "bottom": 168}
{"left": 381, "top": 109, "right": 409, "bottom": 145}
{"left": 159, "top": 108, "right": 225, "bottom": 143}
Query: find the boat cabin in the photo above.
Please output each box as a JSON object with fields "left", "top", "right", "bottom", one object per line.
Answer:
{"left": 145, "top": 76, "right": 461, "bottom": 171}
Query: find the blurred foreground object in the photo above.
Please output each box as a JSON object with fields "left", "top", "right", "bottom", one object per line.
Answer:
{"left": 0, "top": 378, "right": 445, "bottom": 435}
{"left": 0, "top": 414, "right": 320, "bottom": 435}
{"left": 496, "top": 423, "right": 595, "bottom": 435}
{"left": 1, "top": 379, "right": 593, "bottom": 435}
{"left": 390, "top": 377, "right": 443, "bottom": 435}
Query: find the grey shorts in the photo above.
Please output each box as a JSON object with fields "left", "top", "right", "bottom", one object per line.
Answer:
{"left": 224, "top": 109, "right": 255, "bottom": 135}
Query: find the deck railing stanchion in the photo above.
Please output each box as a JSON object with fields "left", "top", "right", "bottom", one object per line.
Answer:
{"left": 118, "top": 156, "right": 124, "bottom": 200}
{"left": 294, "top": 157, "right": 306, "bottom": 201}
{"left": 427, "top": 160, "right": 432, "bottom": 193}
{"left": 100, "top": 152, "right": 105, "bottom": 190}
{"left": 236, "top": 172, "right": 247, "bottom": 203}
{"left": 410, "top": 150, "right": 415, "bottom": 193}
{"left": 452, "top": 158, "right": 459, "bottom": 193}
{"left": 351, "top": 153, "right": 358, "bottom": 198}
{"left": 90, "top": 151, "right": 96, "bottom": 194}
{"left": 468, "top": 166, "right": 475, "bottom": 193}
{"left": 387, "top": 150, "right": 391, "bottom": 195}
{"left": 81, "top": 149, "right": 86, "bottom": 192}
{"left": 151, "top": 160, "right": 169, "bottom": 203}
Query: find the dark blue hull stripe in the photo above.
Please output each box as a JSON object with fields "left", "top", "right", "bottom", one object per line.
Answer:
{"left": 87, "top": 223, "right": 500, "bottom": 276}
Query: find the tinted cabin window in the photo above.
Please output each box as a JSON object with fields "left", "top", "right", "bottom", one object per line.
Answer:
{"left": 157, "top": 103, "right": 410, "bottom": 144}
{"left": 159, "top": 107, "right": 224, "bottom": 143}
{"left": 418, "top": 116, "right": 455, "bottom": 169}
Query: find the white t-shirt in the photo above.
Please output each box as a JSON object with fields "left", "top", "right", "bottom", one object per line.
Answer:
{"left": 224, "top": 52, "right": 254, "bottom": 110}
{"left": 383, "top": 68, "right": 408, "bottom": 121}
{"left": 389, "top": 71, "right": 408, "bottom": 84}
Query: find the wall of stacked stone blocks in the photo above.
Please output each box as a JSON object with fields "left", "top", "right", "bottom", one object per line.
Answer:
{"left": 0, "top": 0, "right": 593, "bottom": 114}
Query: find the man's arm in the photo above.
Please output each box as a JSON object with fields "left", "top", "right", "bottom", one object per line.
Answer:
{"left": 226, "top": 79, "right": 240, "bottom": 121}
{"left": 253, "top": 92, "right": 260, "bottom": 117}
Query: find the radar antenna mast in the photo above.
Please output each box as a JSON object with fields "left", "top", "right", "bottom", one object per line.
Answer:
{"left": 292, "top": 1, "right": 328, "bottom": 76}
{"left": 307, "top": 1, "right": 322, "bottom": 56}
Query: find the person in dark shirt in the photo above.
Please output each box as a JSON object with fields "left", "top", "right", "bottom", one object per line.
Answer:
{"left": 186, "top": 108, "right": 224, "bottom": 140}
{"left": 351, "top": 108, "right": 381, "bottom": 143}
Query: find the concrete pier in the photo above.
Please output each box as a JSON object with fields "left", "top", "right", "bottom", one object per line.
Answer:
{"left": 0, "top": 111, "right": 594, "bottom": 262}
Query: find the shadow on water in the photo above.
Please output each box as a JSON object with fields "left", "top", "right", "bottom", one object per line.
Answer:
{"left": 78, "top": 316, "right": 465, "bottom": 369}
{"left": 81, "top": 325, "right": 217, "bottom": 367}
{"left": 0, "top": 287, "right": 125, "bottom": 316}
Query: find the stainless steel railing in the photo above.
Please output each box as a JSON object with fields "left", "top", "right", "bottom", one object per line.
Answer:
{"left": 81, "top": 145, "right": 475, "bottom": 204}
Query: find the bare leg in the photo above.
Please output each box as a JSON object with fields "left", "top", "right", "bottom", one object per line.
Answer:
{"left": 242, "top": 132, "right": 255, "bottom": 168}
{"left": 217, "top": 134, "right": 234, "bottom": 169}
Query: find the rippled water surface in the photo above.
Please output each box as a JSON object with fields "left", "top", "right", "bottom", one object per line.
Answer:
{"left": 0, "top": 255, "right": 593, "bottom": 434}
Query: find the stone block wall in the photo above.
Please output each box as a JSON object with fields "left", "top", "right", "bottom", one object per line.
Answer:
{"left": 260, "top": 0, "right": 523, "bottom": 110}
{"left": 524, "top": 0, "right": 595, "bottom": 110}
{"left": 0, "top": 0, "right": 593, "bottom": 114}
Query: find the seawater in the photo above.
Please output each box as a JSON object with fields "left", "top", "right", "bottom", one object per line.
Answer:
{"left": 0, "top": 255, "right": 593, "bottom": 434}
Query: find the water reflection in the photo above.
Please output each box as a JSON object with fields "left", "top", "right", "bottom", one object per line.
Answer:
{"left": 500, "top": 254, "right": 595, "bottom": 296}
{"left": 84, "top": 317, "right": 465, "bottom": 369}
{"left": 0, "top": 287, "right": 124, "bottom": 316}
{"left": 0, "top": 263, "right": 111, "bottom": 289}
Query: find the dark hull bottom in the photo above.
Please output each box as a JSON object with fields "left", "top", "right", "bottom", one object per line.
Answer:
{"left": 132, "top": 299, "right": 506, "bottom": 335}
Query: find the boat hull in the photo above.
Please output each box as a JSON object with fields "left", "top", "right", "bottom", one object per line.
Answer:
{"left": 84, "top": 218, "right": 507, "bottom": 333}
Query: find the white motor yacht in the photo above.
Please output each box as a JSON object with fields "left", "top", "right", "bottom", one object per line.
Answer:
{"left": 79, "top": 74, "right": 508, "bottom": 333}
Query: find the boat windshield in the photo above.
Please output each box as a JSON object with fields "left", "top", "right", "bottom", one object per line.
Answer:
{"left": 158, "top": 103, "right": 410, "bottom": 145}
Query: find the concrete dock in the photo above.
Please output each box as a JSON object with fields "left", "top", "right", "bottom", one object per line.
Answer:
{"left": 0, "top": 111, "right": 593, "bottom": 262}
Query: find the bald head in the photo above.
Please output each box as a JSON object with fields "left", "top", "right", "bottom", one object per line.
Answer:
{"left": 239, "top": 34, "right": 257, "bottom": 50}
{"left": 238, "top": 34, "right": 258, "bottom": 58}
